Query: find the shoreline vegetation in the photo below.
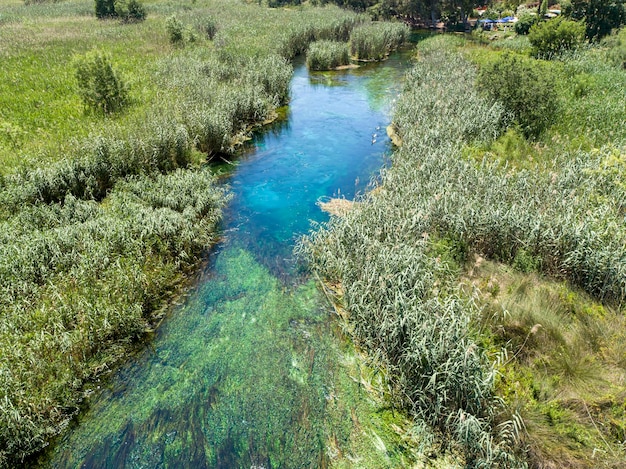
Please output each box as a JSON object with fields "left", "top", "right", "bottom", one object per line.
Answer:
{"left": 0, "top": 0, "right": 410, "bottom": 465}
{"left": 301, "top": 34, "right": 625, "bottom": 468}
{"left": 2, "top": 0, "right": 625, "bottom": 466}
{"left": 305, "top": 21, "right": 410, "bottom": 71}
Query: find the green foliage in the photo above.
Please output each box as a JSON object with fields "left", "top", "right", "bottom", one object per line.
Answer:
{"left": 304, "top": 35, "right": 626, "bottom": 467}
{"left": 528, "top": 16, "right": 586, "bottom": 58}
{"left": 306, "top": 40, "right": 350, "bottom": 70}
{"left": 0, "top": 2, "right": 369, "bottom": 465}
{"left": 349, "top": 21, "right": 409, "bottom": 61}
{"left": 198, "top": 16, "right": 217, "bottom": 40}
{"left": 95, "top": 0, "right": 116, "bottom": 18}
{"left": 166, "top": 15, "right": 184, "bottom": 44}
{"left": 471, "top": 261, "right": 626, "bottom": 467}
{"left": 74, "top": 51, "right": 129, "bottom": 115}
{"left": 117, "top": 0, "right": 146, "bottom": 23}
{"left": 602, "top": 26, "right": 626, "bottom": 68}
{"left": 0, "top": 169, "right": 229, "bottom": 466}
{"left": 515, "top": 13, "right": 539, "bottom": 35}
{"left": 300, "top": 37, "right": 524, "bottom": 467}
{"left": 565, "top": 0, "right": 626, "bottom": 41}
{"left": 512, "top": 248, "right": 542, "bottom": 273}
{"left": 477, "top": 52, "right": 557, "bottom": 139}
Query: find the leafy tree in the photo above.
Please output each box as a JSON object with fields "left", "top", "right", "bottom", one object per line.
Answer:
{"left": 515, "top": 13, "right": 539, "bottom": 34}
{"left": 95, "top": 0, "right": 116, "bottom": 18}
{"left": 565, "top": 0, "right": 626, "bottom": 40}
{"left": 75, "top": 51, "right": 129, "bottom": 115}
{"left": 528, "top": 16, "right": 586, "bottom": 57}
{"left": 117, "top": 0, "right": 147, "bottom": 22}
{"left": 477, "top": 53, "right": 557, "bottom": 139}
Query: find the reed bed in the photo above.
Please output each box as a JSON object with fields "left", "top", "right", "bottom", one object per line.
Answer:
{"left": 301, "top": 34, "right": 626, "bottom": 466}
{"left": 306, "top": 40, "right": 350, "bottom": 70}
{"left": 349, "top": 21, "right": 410, "bottom": 61}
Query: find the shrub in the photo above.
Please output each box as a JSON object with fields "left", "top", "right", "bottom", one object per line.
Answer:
{"left": 95, "top": 0, "right": 116, "bottom": 18}
{"left": 306, "top": 40, "right": 350, "bottom": 70}
{"left": 528, "top": 16, "right": 586, "bottom": 58}
{"left": 166, "top": 15, "right": 184, "bottom": 44}
{"left": 477, "top": 53, "right": 557, "bottom": 139}
{"left": 515, "top": 13, "right": 539, "bottom": 35}
{"left": 74, "top": 51, "right": 129, "bottom": 115}
{"left": 117, "top": 0, "right": 146, "bottom": 23}
{"left": 602, "top": 27, "right": 626, "bottom": 68}
{"left": 199, "top": 16, "right": 218, "bottom": 40}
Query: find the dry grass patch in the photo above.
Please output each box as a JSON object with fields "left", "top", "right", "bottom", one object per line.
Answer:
{"left": 318, "top": 197, "right": 355, "bottom": 217}
{"left": 464, "top": 259, "right": 626, "bottom": 468}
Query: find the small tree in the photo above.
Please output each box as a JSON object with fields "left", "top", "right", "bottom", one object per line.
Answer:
{"left": 95, "top": 0, "right": 116, "bottom": 18}
{"left": 566, "top": 0, "right": 626, "bottom": 41}
{"left": 117, "top": 0, "right": 147, "bottom": 22}
{"left": 477, "top": 53, "right": 558, "bottom": 139}
{"left": 75, "top": 52, "right": 129, "bottom": 115}
{"left": 528, "top": 16, "right": 586, "bottom": 58}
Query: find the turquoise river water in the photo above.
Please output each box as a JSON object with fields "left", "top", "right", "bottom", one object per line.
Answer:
{"left": 42, "top": 51, "right": 414, "bottom": 468}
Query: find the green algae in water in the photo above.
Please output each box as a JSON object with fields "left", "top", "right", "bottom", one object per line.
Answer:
{"left": 49, "top": 248, "right": 332, "bottom": 467}
{"left": 47, "top": 248, "right": 428, "bottom": 468}
{"left": 41, "top": 53, "right": 427, "bottom": 468}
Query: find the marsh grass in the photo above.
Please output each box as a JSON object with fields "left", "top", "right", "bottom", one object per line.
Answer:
{"left": 302, "top": 34, "right": 626, "bottom": 467}
{"left": 306, "top": 40, "right": 350, "bottom": 70}
{"left": 349, "top": 21, "right": 410, "bottom": 61}
{"left": 467, "top": 260, "right": 626, "bottom": 467}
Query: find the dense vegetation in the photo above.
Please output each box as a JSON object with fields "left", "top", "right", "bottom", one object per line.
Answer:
{"left": 301, "top": 33, "right": 626, "bottom": 467}
{"left": 0, "top": 0, "right": 382, "bottom": 465}
{"left": 306, "top": 40, "right": 351, "bottom": 70}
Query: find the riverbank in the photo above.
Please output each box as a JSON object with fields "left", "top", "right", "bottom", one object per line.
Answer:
{"left": 0, "top": 1, "right": 370, "bottom": 464}
{"left": 302, "top": 34, "right": 626, "bottom": 467}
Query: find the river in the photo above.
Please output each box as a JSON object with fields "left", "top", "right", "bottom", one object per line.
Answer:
{"left": 42, "top": 49, "right": 414, "bottom": 469}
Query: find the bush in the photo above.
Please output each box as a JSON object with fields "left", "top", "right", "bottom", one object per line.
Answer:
{"left": 95, "top": 0, "right": 116, "bottom": 18}
{"left": 528, "top": 16, "right": 586, "bottom": 58}
{"left": 515, "top": 13, "right": 539, "bottom": 35}
{"left": 166, "top": 15, "right": 184, "bottom": 44}
{"left": 117, "top": 0, "right": 146, "bottom": 23}
{"left": 199, "top": 16, "right": 218, "bottom": 40}
{"left": 602, "top": 27, "right": 626, "bottom": 68}
{"left": 477, "top": 53, "right": 557, "bottom": 139}
{"left": 74, "top": 51, "right": 129, "bottom": 115}
{"left": 306, "top": 40, "right": 350, "bottom": 70}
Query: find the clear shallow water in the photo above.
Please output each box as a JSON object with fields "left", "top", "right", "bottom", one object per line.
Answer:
{"left": 43, "top": 52, "right": 413, "bottom": 469}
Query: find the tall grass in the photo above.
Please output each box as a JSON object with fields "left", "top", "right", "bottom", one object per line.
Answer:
{"left": 306, "top": 40, "right": 350, "bottom": 70}
{"left": 349, "top": 21, "right": 410, "bottom": 61}
{"left": 302, "top": 34, "right": 626, "bottom": 466}
{"left": 300, "top": 36, "right": 525, "bottom": 467}
{"left": 0, "top": 169, "right": 230, "bottom": 465}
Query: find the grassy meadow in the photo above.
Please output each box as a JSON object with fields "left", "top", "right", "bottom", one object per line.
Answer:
{"left": 301, "top": 34, "right": 626, "bottom": 468}
{"left": 0, "top": 0, "right": 383, "bottom": 465}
